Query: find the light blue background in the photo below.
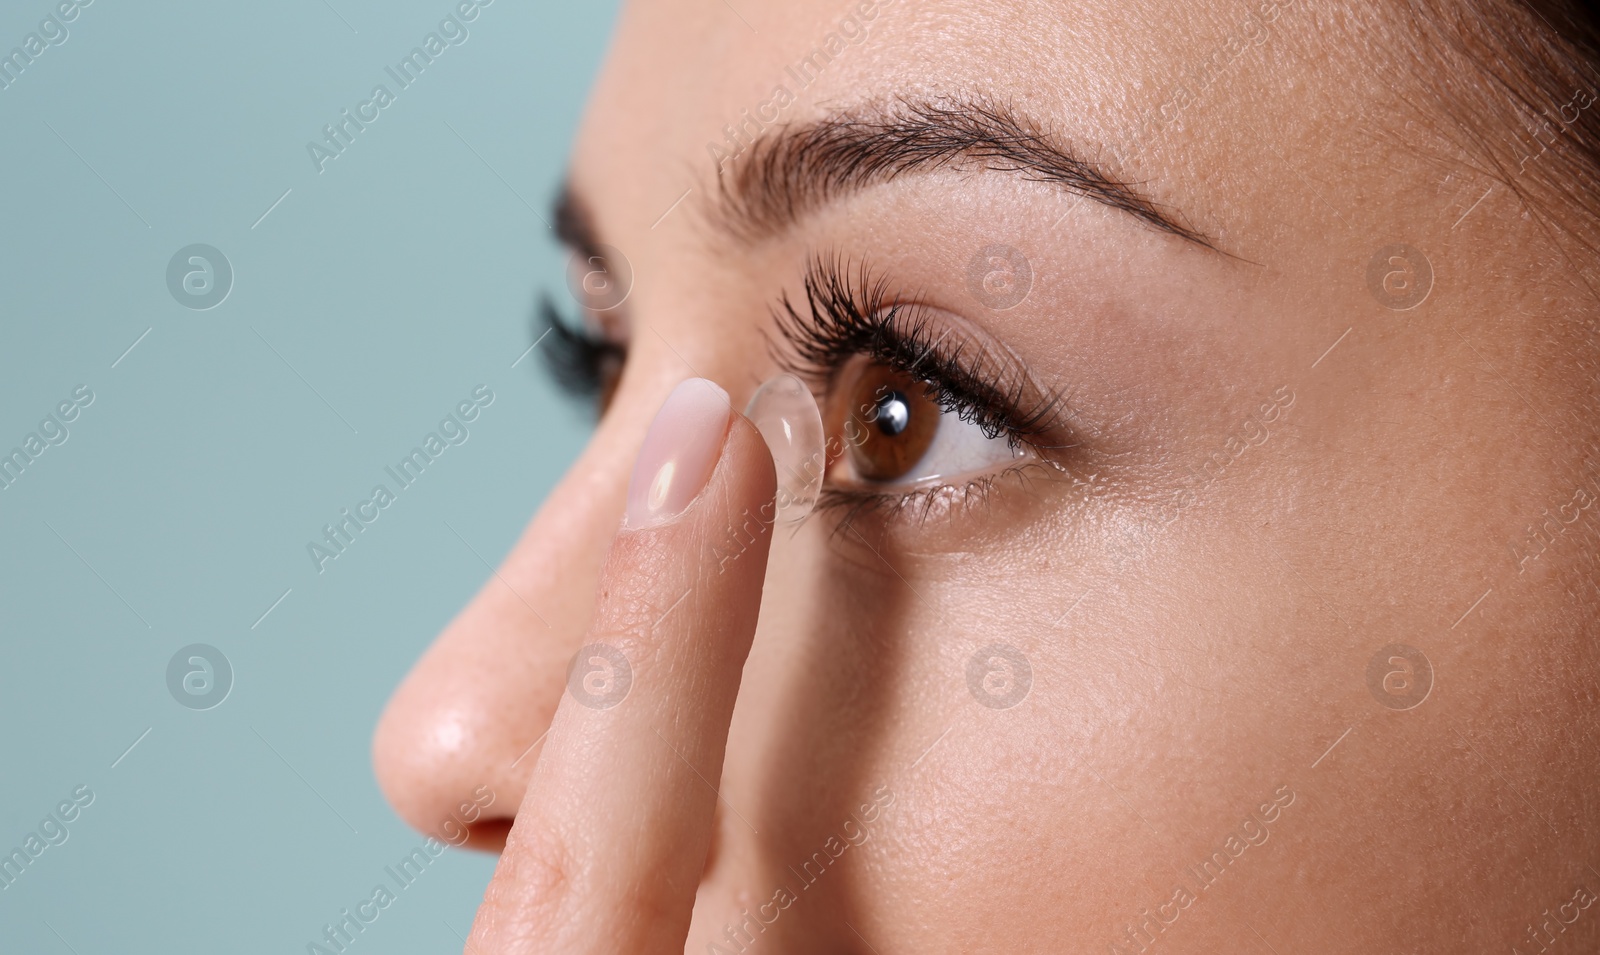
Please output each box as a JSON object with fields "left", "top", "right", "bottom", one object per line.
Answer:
{"left": 0, "top": 0, "right": 616, "bottom": 949}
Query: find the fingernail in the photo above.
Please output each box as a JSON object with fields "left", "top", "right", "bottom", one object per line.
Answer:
{"left": 625, "top": 378, "right": 731, "bottom": 529}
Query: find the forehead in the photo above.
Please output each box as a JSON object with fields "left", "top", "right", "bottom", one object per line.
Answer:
{"left": 570, "top": 0, "right": 1380, "bottom": 251}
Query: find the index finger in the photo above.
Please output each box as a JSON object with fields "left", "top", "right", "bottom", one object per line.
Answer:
{"left": 467, "top": 377, "right": 777, "bottom": 954}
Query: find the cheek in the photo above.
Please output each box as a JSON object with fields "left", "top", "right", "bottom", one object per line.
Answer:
{"left": 856, "top": 702, "right": 1177, "bottom": 945}
{"left": 766, "top": 514, "right": 1307, "bottom": 936}
{"left": 718, "top": 518, "right": 1113, "bottom": 922}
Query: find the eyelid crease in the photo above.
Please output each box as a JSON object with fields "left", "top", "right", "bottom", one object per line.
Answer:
{"left": 769, "top": 254, "right": 1078, "bottom": 455}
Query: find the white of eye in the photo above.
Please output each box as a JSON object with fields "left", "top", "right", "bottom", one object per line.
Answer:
{"left": 892, "top": 405, "right": 1022, "bottom": 485}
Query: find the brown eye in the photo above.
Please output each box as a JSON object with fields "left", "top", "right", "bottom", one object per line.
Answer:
{"left": 832, "top": 362, "right": 941, "bottom": 482}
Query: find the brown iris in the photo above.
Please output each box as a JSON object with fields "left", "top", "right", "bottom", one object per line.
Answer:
{"left": 831, "top": 362, "right": 940, "bottom": 483}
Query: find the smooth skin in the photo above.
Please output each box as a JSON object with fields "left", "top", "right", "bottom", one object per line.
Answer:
{"left": 374, "top": 0, "right": 1600, "bottom": 951}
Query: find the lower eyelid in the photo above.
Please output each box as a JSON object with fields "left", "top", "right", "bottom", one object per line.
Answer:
{"left": 813, "top": 457, "right": 1061, "bottom": 535}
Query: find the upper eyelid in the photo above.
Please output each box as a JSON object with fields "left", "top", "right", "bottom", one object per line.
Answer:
{"left": 549, "top": 186, "right": 1071, "bottom": 446}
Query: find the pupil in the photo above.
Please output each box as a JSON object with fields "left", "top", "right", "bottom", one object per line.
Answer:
{"left": 875, "top": 391, "right": 910, "bottom": 436}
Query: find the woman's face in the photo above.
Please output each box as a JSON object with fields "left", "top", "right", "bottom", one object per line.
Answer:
{"left": 374, "top": 0, "right": 1600, "bottom": 950}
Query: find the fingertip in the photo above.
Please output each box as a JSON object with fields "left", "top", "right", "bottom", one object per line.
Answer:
{"left": 624, "top": 377, "right": 732, "bottom": 530}
{"left": 722, "top": 409, "right": 779, "bottom": 517}
{"left": 621, "top": 377, "right": 777, "bottom": 535}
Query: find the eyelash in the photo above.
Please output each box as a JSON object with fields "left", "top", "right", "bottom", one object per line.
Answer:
{"left": 773, "top": 255, "right": 1067, "bottom": 442}
{"left": 536, "top": 294, "right": 626, "bottom": 408}
{"left": 771, "top": 255, "right": 1075, "bottom": 525}
{"left": 537, "top": 257, "right": 1076, "bottom": 525}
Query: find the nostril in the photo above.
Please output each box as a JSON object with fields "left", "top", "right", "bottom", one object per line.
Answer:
{"left": 374, "top": 734, "right": 518, "bottom": 852}
{"left": 427, "top": 779, "right": 515, "bottom": 854}
{"left": 459, "top": 817, "right": 514, "bottom": 853}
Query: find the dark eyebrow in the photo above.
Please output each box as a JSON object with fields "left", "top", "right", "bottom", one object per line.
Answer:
{"left": 712, "top": 95, "right": 1214, "bottom": 250}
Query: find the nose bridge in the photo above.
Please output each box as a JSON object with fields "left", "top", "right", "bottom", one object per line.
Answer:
{"left": 370, "top": 383, "right": 645, "bottom": 845}
{"left": 369, "top": 282, "right": 771, "bottom": 848}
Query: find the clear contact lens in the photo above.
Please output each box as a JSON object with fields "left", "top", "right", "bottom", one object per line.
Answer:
{"left": 745, "top": 374, "right": 826, "bottom": 523}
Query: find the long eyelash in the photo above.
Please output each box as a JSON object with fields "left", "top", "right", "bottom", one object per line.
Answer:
{"left": 770, "top": 255, "right": 1073, "bottom": 449}
{"left": 536, "top": 293, "right": 625, "bottom": 402}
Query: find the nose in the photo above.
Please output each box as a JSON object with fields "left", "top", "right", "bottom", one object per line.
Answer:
{"left": 371, "top": 404, "right": 643, "bottom": 850}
